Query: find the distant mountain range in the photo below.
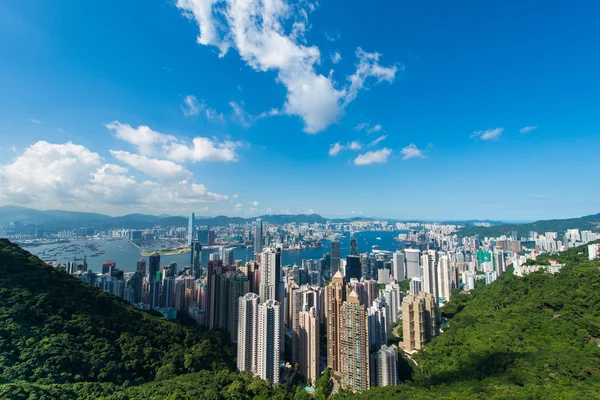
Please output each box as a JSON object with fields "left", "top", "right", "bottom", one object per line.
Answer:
{"left": 0, "top": 205, "right": 329, "bottom": 232}
{"left": 458, "top": 213, "right": 600, "bottom": 238}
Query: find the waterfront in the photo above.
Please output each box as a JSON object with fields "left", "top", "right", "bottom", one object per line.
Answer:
{"left": 24, "top": 231, "right": 405, "bottom": 273}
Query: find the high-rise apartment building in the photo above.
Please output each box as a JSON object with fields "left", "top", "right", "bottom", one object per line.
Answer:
{"left": 437, "top": 254, "right": 451, "bottom": 302}
{"left": 299, "top": 306, "right": 320, "bottom": 384}
{"left": 259, "top": 248, "right": 282, "bottom": 303}
{"left": 326, "top": 271, "right": 346, "bottom": 376}
{"left": 401, "top": 293, "right": 438, "bottom": 352}
{"left": 237, "top": 293, "right": 259, "bottom": 373}
{"left": 256, "top": 299, "right": 281, "bottom": 383}
{"left": 190, "top": 241, "right": 202, "bottom": 278}
{"left": 404, "top": 249, "right": 421, "bottom": 280}
{"left": 375, "top": 345, "right": 398, "bottom": 387}
{"left": 340, "top": 290, "right": 370, "bottom": 392}
{"left": 392, "top": 251, "right": 405, "bottom": 281}
{"left": 254, "top": 218, "right": 263, "bottom": 259}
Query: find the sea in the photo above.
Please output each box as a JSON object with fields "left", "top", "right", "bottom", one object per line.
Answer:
{"left": 25, "top": 231, "right": 405, "bottom": 273}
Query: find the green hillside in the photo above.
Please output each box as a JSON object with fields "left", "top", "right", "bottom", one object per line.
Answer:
{"left": 1, "top": 239, "right": 600, "bottom": 399}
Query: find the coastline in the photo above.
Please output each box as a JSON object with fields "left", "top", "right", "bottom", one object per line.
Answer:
{"left": 140, "top": 248, "right": 190, "bottom": 257}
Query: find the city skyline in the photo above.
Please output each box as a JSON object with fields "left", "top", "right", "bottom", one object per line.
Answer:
{"left": 1, "top": 1, "right": 599, "bottom": 221}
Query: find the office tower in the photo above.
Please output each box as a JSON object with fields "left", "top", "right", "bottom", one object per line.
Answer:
{"left": 340, "top": 291, "right": 370, "bottom": 392}
{"left": 136, "top": 259, "right": 146, "bottom": 275}
{"left": 198, "top": 229, "right": 209, "bottom": 245}
{"left": 421, "top": 250, "right": 438, "bottom": 300}
{"left": 346, "top": 255, "right": 362, "bottom": 280}
{"left": 368, "top": 298, "right": 388, "bottom": 350}
{"left": 259, "top": 248, "right": 282, "bottom": 303}
{"left": 254, "top": 218, "right": 263, "bottom": 259}
{"left": 376, "top": 345, "right": 398, "bottom": 387}
{"left": 102, "top": 260, "right": 116, "bottom": 275}
{"left": 365, "top": 279, "right": 377, "bottom": 308}
{"left": 228, "top": 272, "right": 250, "bottom": 342}
{"left": 392, "top": 251, "right": 405, "bottom": 281}
{"left": 162, "top": 276, "right": 175, "bottom": 308}
{"left": 256, "top": 300, "right": 281, "bottom": 383}
{"left": 299, "top": 306, "right": 320, "bottom": 384}
{"left": 126, "top": 271, "right": 143, "bottom": 304}
{"left": 350, "top": 235, "right": 358, "bottom": 256}
{"left": 207, "top": 229, "right": 215, "bottom": 245}
{"left": 326, "top": 271, "right": 347, "bottom": 375}
{"left": 401, "top": 295, "right": 425, "bottom": 351}
{"left": 149, "top": 252, "right": 160, "bottom": 282}
{"left": 377, "top": 268, "right": 390, "bottom": 284}
{"left": 174, "top": 277, "right": 186, "bottom": 310}
{"left": 238, "top": 293, "right": 259, "bottom": 373}
{"left": 409, "top": 277, "right": 423, "bottom": 296}
{"left": 404, "top": 249, "right": 420, "bottom": 280}
{"left": 331, "top": 241, "right": 341, "bottom": 272}
{"left": 437, "top": 254, "right": 451, "bottom": 302}
{"left": 190, "top": 241, "right": 202, "bottom": 278}
{"left": 187, "top": 213, "right": 195, "bottom": 246}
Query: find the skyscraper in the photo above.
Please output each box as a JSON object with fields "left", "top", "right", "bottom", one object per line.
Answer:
{"left": 228, "top": 272, "right": 250, "bottom": 342}
{"left": 237, "top": 292, "right": 259, "bottom": 373}
{"left": 136, "top": 259, "right": 146, "bottom": 275}
{"left": 187, "top": 213, "right": 195, "bottom": 246}
{"left": 148, "top": 252, "right": 160, "bottom": 282}
{"left": 299, "top": 306, "right": 320, "bottom": 385}
{"left": 326, "top": 271, "right": 346, "bottom": 376}
{"left": 190, "top": 241, "right": 202, "bottom": 278}
{"left": 401, "top": 295, "right": 425, "bottom": 352}
{"left": 368, "top": 298, "right": 388, "bottom": 350}
{"left": 346, "top": 255, "right": 361, "bottom": 280}
{"left": 375, "top": 345, "right": 398, "bottom": 387}
{"left": 256, "top": 299, "right": 281, "bottom": 383}
{"left": 350, "top": 235, "right": 358, "bottom": 256}
{"left": 259, "top": 248, "right": 282, "bottom": 303}
{"left": 437, "top": 254, "right": 451, "bottom": 302}
{"left": 340, "top": 290, "right": 370, "bottom": 392}
{"left": 254, "top": 218, "right": 263, "bottom": 259}
{"left": 331, "top": 241, "right": 341, "bottom": 272}
{"left": 404, "top": 249, "right": 421, "bottom": 280}
{"left": 392, "top": 251, "right": 405, "bottom": 281}
{"left": 421, "top": 250, "right": 438, "bottom": 300}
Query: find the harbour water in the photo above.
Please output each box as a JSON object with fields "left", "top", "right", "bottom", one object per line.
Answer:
{"left": 25, "top": 231, "right": 405, "bottom": 273}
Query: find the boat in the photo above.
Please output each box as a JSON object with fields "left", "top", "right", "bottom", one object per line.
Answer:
{"left": 376, "top": 237, "right": 382, "bottom": 240}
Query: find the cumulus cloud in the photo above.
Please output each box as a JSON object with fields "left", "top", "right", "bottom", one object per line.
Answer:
{"left": 348, "top": 141, "right": 362, "bottom": 150}
{"left": 401, "top": 143, "right": 425, "bottom": 160}
{"left": 235, "top": 203, "right": 243, "bottom": 211}
{"left": 329, "top": 142, "right": 344, "bottom": 156}
{"left": 250, "top": 200, "right": 259, "bottom": 207}
{"left": 0, "top": 140, "right": 230, "bottom": 214}
{"left": 520, "top": 125, "right": 538, "bottom": 134}
{"left": 181, "top": 94, "right": 224, "bottom": 120}
{"left": 471, "top": 127, "right": 504, "bottom": 140}
{"left": 106, "top": 121, "right": 240, "bottom": 162}
{"left": 368, "top": 135, "right": 387, "bottom": 147}
{"left": 110, "top": 150, "right": 192, "bottom": 181}
{"left": 353, "top": 148, "right": 391, "bottom": 165}
{"left": 176, "top": 0, "right": 398, "bottom": 133}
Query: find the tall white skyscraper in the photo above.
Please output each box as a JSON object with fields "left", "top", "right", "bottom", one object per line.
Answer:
{"left": 392, "top": 251, "right": 406, "bottom": 281}
{"left": 259, "top": 248, "right": 281, "bottom": 303}
{"left": 404, "top": 249, "right": 421, "bottom": 280}
{"left": 368, "top": 298, "right": 388, "bottom": 350}
{"left": 256, "top": 300, "right": 281, "bottom": 383}
{"left": 437, "top": 254, "right": 451, "bottom": 302}
{"left": 376, "top": 345, "right": 398, "bottom": 387}
{"left": 254, "top": 218, "right": 263, "bottom": 259}
{"left": 187, "top": 212, "right": 195, "bottom": 246}
{"left": 237, "top": 293, "right": 259, "bottom": 373}
{"left": 421, "top": 250, "right": 438, "bottom": 300}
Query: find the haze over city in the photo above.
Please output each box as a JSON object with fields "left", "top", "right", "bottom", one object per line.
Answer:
{"left": 1, "top": 1, "right": 599, "bottom": 221}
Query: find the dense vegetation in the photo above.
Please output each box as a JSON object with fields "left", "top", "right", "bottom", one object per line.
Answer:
{"left": 2, "top": 239, "right": 600, "bottom": 399}
{"left": 458, "top": 212, "right": 600, "bottom": 238}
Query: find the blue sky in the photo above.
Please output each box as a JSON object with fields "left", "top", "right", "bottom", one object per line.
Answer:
{"left": 0, "top": 0, "right": 599, "bottom": 221}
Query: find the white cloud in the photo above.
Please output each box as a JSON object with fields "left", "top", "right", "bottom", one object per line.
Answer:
{"left": 345, "top": 48, "right": 398, "bottom": 105}
{"left": 235, "top": 203, "right": 243, "bottom": 211}
{"left": 367, "top": 124, "right": 382, "bottom": 134}
{"left": 0, "top": 140, "right": 230, "bottom": 215}
{"left": 471, "top": 127, "right": 504, "bottom": 140}
{"left": 229, "top": 101, "right": 252, "bottom": 127}
{"left": 331, "top": 51, "right": 342, "bottom": 64}
{"left": 348, "top": 141, "right": 362, "bottom": 150}
{"left": 329, "top": 142, "right": 343, "bottom": 156}
{"left": 176, "top": 0, "right": 398, "bottom": 134}
{"left": 110, "top": 150, "right": 192, "bottom": 181}
{"left": 182, "top": 95, "right": 224, "bottom": 120}
{"left": 106, "top": 121, "right": 240, "bottom": 162}
{"left": 250, "top": 200, "right": 259, "bottom": 207}
{"left": 520, "top": 125, "right": 538, "bottom": 134}
{"left": 353, "top": 148, "right": 391, "bottom": 165}
{"left": 369, "top": 135, "right": 387, "bottom": 146}
{"left": 29, "top": 119, "right": 41, "bottom": 124}
{"left": 233, "top": 193, "right": 239, "bottom": 198}
{"left": 400, "top": 143, "right": 425, "bottom": 160}
{"left": 257, "top": 108, "right": 281, "bottom": 119}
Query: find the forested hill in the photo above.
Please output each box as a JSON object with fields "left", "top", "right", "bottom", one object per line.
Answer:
{"left": 2, "top": 239, "right": 600, "bottom": 399}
